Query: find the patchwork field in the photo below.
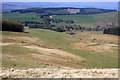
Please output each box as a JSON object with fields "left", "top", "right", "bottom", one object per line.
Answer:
{"left": 2, "top": 29, "right": 118, "bottom": 69}
{"left": 3, "top": 12, "right": 118, "bottom": 28}
{"left": 52, "top": 12, "right": 118, "bottom": 27}
{"left": 1, "top": 3, "right": 119, "bottom": 78}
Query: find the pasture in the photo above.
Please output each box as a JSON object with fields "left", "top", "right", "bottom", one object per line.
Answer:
{"left": 2, "top": 29, "right": 118, "bottom": 69}
{"left": 3, "top": 12, "right": 118, "bottom": 28}
{"left": 3, "top": 12, "right": 43, "bottom": 23}
{"left": 52, "top": 12, "right": 118, "bottom": 27}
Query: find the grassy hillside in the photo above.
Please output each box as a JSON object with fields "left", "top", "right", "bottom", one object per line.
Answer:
{"left": 92, "top": 12, "right": 118, "bottom": 24}
{"left": 2, "top": 29, "right": 118, "bottom": 69}
{"left": 2, "top": 2, "right": 118, "bottom": 13}
{"left": 52, "top": 12, "right": 118, "bottom": 27}
{"left": 3, "top": 12, "right": 43, "bottom": 23}
{"left": 3, "top": 12, "right": 118, "bottom": 28}
{"left": 11, "top": 7, "right": 116, "bottom": 15}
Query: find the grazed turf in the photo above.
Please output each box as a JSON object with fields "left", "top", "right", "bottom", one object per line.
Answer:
{"left": 2, "top": 29, "right": 118, "bottom": 69}
{"left": 3, "top": 12, "right": 118, "bottom": 28}
{"left": 3, "top": 12, "right": 43, "bottom": 23}
{"left": 52, "top": 12, "right": 118, "bottom": 27}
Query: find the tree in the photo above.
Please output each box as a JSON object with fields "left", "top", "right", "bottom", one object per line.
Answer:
{"left": 2, "top": 20, "right": 24, "bottom": 32}
{"left": 103, "top": 27, "right": 120, "bottom": 35}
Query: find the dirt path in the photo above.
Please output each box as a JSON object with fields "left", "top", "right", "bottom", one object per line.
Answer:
{"left": 0, "top": 43, "right": 15, "bottom": 46}
{"left": 1, "top": 68, "right": 118, "bottom": 78}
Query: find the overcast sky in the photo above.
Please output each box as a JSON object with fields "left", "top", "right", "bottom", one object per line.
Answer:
{"left": 2, "top": 0, "right": 120, "bottom": 2}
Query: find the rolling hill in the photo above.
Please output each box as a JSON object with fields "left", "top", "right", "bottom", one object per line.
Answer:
{"left": 52, "top": 12, "right": 118, "bottom": 27}
{"left": 1, "top": 2, "right": 119, "bottom": 78}
{"left": 10, "top": 7, "right": 116, "bottom": 15}
{"left": 2, "top": 28, "right": 118, "bottom": 69}
{"left": 3, "top": 10, "right": 118, "bottom": 28}
{"left": 2, "top": 2, "right": 118, "bottom": 12}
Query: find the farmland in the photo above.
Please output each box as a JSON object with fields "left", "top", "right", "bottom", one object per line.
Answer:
{"left": 3, "top": 12, "right": 118, "bottom": 28}
{"left": 1, "top": 2, "right": 119, "bottom": 78}
{"left": 2, "top": 7, "right": 119, "bottom": 69}
{"left": 52, "top": 12, "right": 118, "bottom": 27}
{"left": 3, "top": 12, "right": 43, "bottom": 23}
{"left": 2, "top": 28, "right": 118, "bottom": 69}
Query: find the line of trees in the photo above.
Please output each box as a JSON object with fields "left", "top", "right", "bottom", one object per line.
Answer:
{"left": 52, "top": 19, "right": 74, "bottom": 24}
{"left": 2, "top": 20, "right": 24, "bottom": 32}
{"left": 103, "top": 27, "right": 120, "bottom": 36}
{"left": 18, "top": 21, "right": 43, "bottom": 26}
{"left": 11, "top": 8, "right": 116, "bottom": 15}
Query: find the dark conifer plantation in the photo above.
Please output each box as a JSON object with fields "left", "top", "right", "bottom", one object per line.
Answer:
{"left": 2, "top": 20, "right": 24, "bottom": 32}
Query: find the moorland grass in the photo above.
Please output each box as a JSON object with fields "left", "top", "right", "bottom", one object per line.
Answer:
{"left": 2, "top": 29, "right": 118, "bottom": 68}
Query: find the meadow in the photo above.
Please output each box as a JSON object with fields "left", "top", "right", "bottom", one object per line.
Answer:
{"left": 52, "top": 12, "right": 118, "bottom": 27}
{"left": 3, "top": 12, "right": 118, "bottom": 28}
{"left": 3, "top": 12, "right": 43, "bottom": 23}
{"left": 2, "top": 28, "right": 118, "bottom": 69}
{"left": 2, "top": 10, "right": 119, "bottom": 69}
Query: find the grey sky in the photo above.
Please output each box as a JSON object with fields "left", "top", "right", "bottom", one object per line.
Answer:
{"left": 2, "top": 0, "right": 119, "bottom": 2}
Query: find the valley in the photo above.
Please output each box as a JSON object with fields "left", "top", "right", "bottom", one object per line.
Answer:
{"left": 2, "top": 29, "right": 118, "bottom": 69}
{"left": 1, "top": 5, "right": 119, "bottom": 78}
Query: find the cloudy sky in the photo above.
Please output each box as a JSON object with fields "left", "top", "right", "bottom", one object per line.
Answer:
{"left": 2, "top": 0, "right": 120, "bottom": 2}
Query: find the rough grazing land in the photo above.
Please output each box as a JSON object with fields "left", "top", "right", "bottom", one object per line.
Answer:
{"left": 1, "top": 26, "right": 119, "bottom": 78}
{"left": 0, "top": 68, "right": 118, "bottom": 78}
{"left": 2, "top": 29, "right": 118, "bottom": 69}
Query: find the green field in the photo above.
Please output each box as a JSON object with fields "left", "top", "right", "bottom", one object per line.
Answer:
{"left": 52, "top": 12, "right": 118, "bottom": 27}
{"left": 2, "top": 29, "right": 118, "bottom": 69}
{"left": 3, "top": 12, "right": 43, "bottom": 23}
{"left": 3, "top": 12, "right": 118, "bottom": 28}
{"left": 2, "top": 11, "right": 118, "bottom": 69}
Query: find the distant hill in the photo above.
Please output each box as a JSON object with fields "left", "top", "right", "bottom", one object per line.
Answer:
{"left": 10, "top": 7, "right": 117, "bottom": 15}
{"left": 2, "top": 2, "right": 118, "bottom": 12}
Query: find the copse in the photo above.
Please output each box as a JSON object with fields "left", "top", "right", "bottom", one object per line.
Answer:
{"left": 2, "top": 20, "right": 24, "bottom": 32}
{"left": 103, "top": 27, "right": 120, "bottom": 36}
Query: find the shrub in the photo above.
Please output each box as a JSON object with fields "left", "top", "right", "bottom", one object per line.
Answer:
{"left": 2, "top": 20, "right": 24, "bottom": 32}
